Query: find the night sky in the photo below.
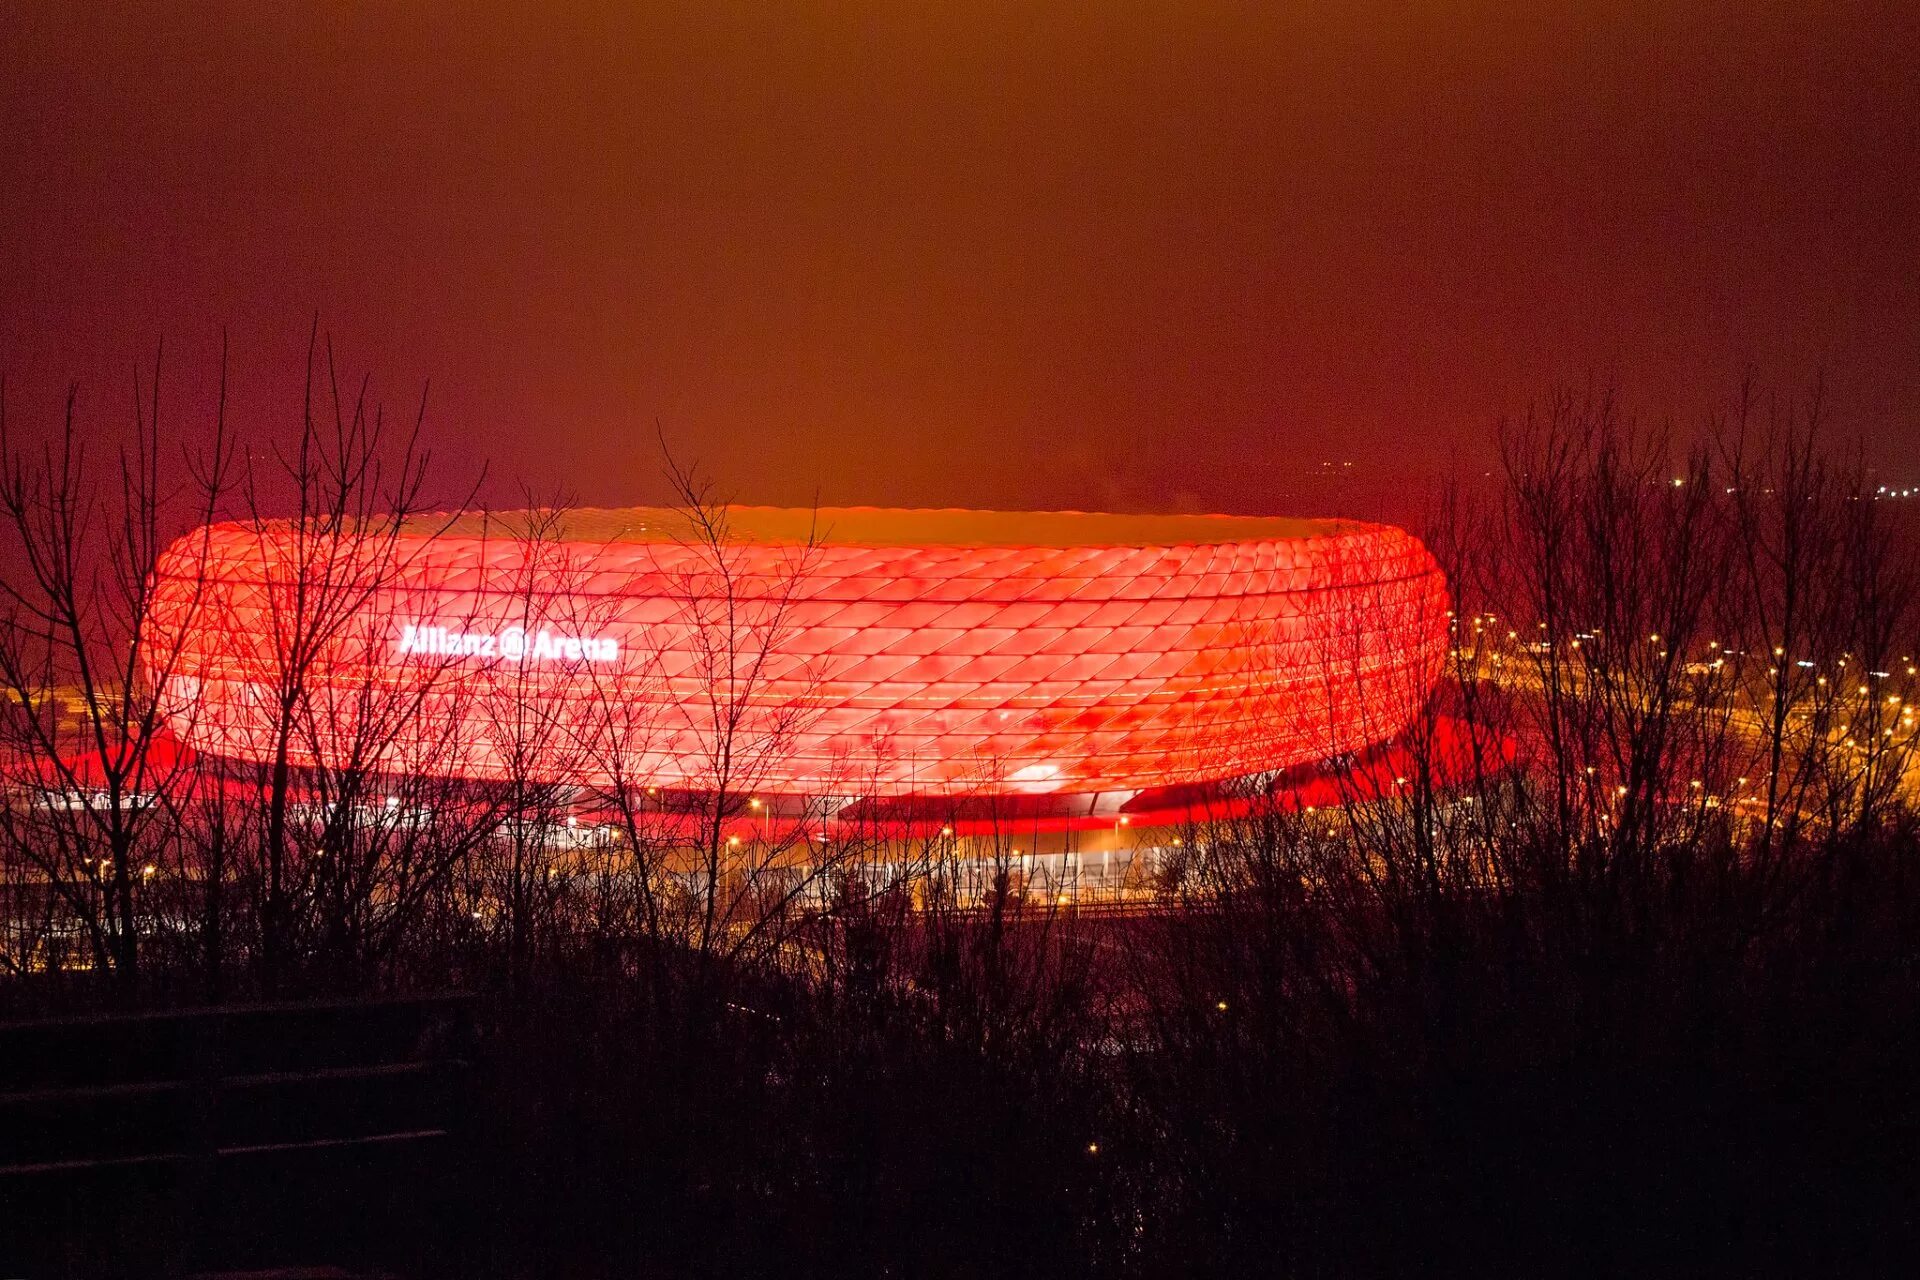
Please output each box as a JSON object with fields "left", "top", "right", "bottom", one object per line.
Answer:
{"left": 2, "top": 3, "right": 1915, "bottom": 523}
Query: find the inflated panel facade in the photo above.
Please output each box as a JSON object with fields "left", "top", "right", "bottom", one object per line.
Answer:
{"left": 144, "top": 509, "right": 1450, "bottom": 796}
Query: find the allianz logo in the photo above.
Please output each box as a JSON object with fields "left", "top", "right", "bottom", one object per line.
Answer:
{"left": 397, "top": 623, "right": 620, "bottom": 663}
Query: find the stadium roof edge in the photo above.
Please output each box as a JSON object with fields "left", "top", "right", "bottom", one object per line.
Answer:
{"left": 401, "top": 505, "right": 1370, "bottom": 549}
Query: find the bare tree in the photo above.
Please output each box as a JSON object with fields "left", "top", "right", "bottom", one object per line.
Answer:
{"left": 0, "top": 345, "right": 231, "bottom": 993}
{"left": 573, "top": 448, "right": 857, "bottom": 994}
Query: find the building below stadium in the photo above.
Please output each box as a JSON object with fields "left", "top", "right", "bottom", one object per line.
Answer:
{"left": 145, "top": 507, "right": 1450, "bottom": 820}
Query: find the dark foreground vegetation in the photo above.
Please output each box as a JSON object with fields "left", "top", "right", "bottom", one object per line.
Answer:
{"left": 2, "top": 357, "right": 1918, "bottom": 1276}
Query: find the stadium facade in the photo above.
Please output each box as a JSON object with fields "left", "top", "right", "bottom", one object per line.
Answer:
{"left": 145, "top": 507, "right": 1449, "bottom": 802}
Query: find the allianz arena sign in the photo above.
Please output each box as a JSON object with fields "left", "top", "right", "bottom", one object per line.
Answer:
{"left": 396, "top": 622, "right": 620, "bottom": 664}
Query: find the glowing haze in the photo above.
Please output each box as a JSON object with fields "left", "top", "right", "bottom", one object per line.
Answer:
{"left": 2, "top": 3, "right": 1914, "bottom": 522}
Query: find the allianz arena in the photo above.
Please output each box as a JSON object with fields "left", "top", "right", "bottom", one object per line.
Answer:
{"left": 146, "top": 508, "right": 1449, "bottom": 800}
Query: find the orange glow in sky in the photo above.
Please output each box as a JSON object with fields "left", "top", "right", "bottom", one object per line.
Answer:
{"left": 2, "top": 4, "right": 1915, "bottom": 521}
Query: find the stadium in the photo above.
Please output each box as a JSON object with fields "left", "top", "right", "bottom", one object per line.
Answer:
{"left": 145, "top": 507, "right": 1452, "bottom": 833}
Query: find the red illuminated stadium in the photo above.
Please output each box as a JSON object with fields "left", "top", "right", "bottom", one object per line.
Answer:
{"left": 145, "top": 507, "right": 1450, "bottom": 801}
